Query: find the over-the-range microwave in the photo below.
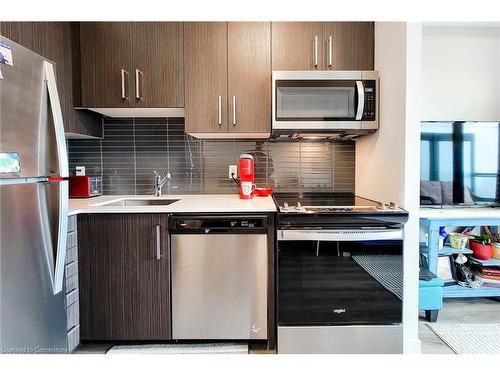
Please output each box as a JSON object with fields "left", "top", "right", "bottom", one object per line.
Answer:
{"left": 271, "top": 71, "right": 379, "bottom": 140}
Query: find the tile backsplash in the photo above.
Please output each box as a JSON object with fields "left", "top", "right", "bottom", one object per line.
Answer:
{"left": 67, "top": 118, "right": 355, "bottom": 195}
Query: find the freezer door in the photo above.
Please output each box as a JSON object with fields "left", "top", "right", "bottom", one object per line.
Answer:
{"left": 0, "top": 37, "right": 68, "bottom": 178}
{"left": 0, "top": 37, "right": 46, "bottom": 177}
{"left": 0, "top": 182, "right": 68, "bottom": 353}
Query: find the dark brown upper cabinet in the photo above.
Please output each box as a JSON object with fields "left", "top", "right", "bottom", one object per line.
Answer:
{"left": 0, "top": 22, "right": 37, "bottom": 50}
{"left": 184, "top": 22, "right": 228, "bottom": 134}
{"left": 271, "top": 22, "right": 374, "bottom": 71}
{"left": 132, "top": 22, "right": 184, "bottom": 108}
{"left": 80, "top": 22, "right": 132, "bottom": 108}
{"left": 184, "top": 22, "right": 271, "bottom": 137}
{"left": 271, "top": 22, "right": 324, "bottom": 70}
{"left": 324, "top": 22, "right": 374, "bottom": 70}
{"left": 227, "top": 22, "right": 271, "bottom": 135}
{"left": 78, "top": 214, "right": 171, "bottom": 341}
{"left": 0, "top": 22, "right": 103, "bottom": 138}
{"left": 79, "top": 22, "right": 184, "bottom": 108}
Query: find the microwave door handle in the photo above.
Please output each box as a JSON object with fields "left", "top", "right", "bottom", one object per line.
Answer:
{"left": 355, "top": 81, "right": 365, "bottom": 120}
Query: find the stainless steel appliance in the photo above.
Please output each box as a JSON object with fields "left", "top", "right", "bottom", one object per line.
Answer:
{"left": 272, "top": 71, "right": 379, "bottom": 139}
{"left": 0, "top": 37, "right": 69, "bottom": 353}
{"left": 273, "top": 192, "right": 408, "bottom": 354}
{"left": 170, "top": 216, "right": 268, "bottom": 340}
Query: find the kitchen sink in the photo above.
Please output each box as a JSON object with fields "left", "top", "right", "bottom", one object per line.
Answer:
{"left": 99, "top": 199, "right": 179, "bottom": 207}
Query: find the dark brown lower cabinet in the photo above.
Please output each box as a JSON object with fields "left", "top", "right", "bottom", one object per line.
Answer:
{"left": 78, "top": 214, "right": 170, "bottom": 341}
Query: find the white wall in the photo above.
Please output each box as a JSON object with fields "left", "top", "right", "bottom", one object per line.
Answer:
{"left": 356, "top": 22, "right": 422, "bottom": 354}
{"left": 356, "top": 23, "right": 407, "bottom": 206}
{"left": 403, "top": 23, "right": 423, "bottom": 355}
{"left": 422, "top": 25, "right": 500, "bottom": 121}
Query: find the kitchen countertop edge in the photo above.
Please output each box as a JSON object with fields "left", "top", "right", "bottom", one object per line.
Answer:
{"left": 68, "top": 194, "right": 277, "bottom": 216}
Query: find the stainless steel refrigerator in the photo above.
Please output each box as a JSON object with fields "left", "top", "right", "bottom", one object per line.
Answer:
{"left": 0, "top": 37, "right": 69, "bottom": 353}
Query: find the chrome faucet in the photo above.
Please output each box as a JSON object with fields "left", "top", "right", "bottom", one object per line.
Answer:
{"left": 153, "top": 170, "right": 172, "bottom": 197}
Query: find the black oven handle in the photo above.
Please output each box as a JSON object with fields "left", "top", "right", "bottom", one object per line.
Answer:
{"left": 277, "top": 229, "right": 404, "bottom": 241}
{"left": 355, "top": 80, "right": 364, "bottom": 120}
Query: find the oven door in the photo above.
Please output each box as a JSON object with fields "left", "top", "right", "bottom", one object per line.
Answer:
{"left": 277, "top": 229, "right": 403, "bottom": 353}
{"left": 275, "top": 79, "right": 363, "bottom": 121}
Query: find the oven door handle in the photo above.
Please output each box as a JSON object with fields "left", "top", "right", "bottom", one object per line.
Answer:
{"left": 355, "top": 80, "right": 364, "bottom": 120}
{"left": 277, "top": 229, "right": 404, "bottom": 241}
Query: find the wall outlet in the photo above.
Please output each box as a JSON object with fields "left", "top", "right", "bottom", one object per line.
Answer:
{"left": 229, "top": 165, "right": 238, "bottom": 179}
{"left": 75, "top": 166, "right": 86, "bottom": 176}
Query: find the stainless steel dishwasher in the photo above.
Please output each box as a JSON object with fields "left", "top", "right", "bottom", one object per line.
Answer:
{"left": 170, "top": 216, "right": 268, "bottom": 340}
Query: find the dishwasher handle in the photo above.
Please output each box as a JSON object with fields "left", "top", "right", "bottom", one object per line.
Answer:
{"left": 169, "top": 215, "right": 268, "bottom": 234}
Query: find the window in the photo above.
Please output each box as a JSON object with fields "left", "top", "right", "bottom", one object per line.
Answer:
{"left": 420, "top": 122, "right": 499, "bottom": 205}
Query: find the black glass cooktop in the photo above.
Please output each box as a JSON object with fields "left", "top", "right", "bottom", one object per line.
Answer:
{"left": 273, "top": 192, "right": 379, "bottom": 208}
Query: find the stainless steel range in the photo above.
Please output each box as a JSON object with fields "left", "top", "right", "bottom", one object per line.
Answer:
{"left": 275, "top": 192, "right": 402, "bottom": 214}
{"left": 273, "top": 192, "right": 408, "bottom": 354}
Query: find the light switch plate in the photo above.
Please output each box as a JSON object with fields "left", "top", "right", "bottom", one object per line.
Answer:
{"left": 228, "top": 165, "right": 237, "bottom": 179}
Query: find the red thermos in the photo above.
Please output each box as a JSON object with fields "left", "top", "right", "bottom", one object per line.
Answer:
{"left": 239, "top": 154, "right": 255, "bottom": 199}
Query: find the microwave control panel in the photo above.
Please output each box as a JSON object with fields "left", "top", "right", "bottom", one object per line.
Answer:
{"left": 362, "top": 80, "right": 376, "bottom": 121}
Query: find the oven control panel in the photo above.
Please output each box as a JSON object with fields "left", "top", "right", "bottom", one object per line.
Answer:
{"left": 362, "top": 80, "right": 376, "bottom": 121}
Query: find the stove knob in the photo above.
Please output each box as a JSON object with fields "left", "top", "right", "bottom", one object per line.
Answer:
{"left": 377, "top": 202, "right": 387, "bottom": 210}
{"left": 389, "top": 202, "right": 398, "bottom": 210}
{"left": 296, "top": 202, "right": 302, "bottom": 209}
{"left": 283, "top": 202, "right": 289, "bottom": 210}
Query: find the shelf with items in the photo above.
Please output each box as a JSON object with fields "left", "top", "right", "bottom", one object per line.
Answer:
{"left": 420, "top": 216, "right": 500, "bottom": 300}
{"left": 442, "top": 283, "right": 500, "bottom": 298}
{"left": 441, "top": 245, "right": 473, "bottom": 256}
{"left": 470, "top": 257, "right": 500, "bottom": 267}
{"left": 420, "top": 244, "right": 473, "bottom": 257}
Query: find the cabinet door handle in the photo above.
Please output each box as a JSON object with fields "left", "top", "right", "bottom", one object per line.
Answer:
{"left": 156, "top": 224, "right": 161, "bottom": 260}
{"left": 120, "top": 69, "right": 128, "bottom": 100}
{"left": 135, "top": 69, "right": 143, "bottom": 100}
{"left": 217, "top": 95, "right": 222, "bottom": 126}
{"left": 232, "top": 96, "right": 236, "bottom": 126}
{"left": 328, "top": 36, "right": 333, "bottom": 68}
{"left": 313, "top": 35, "right": 318, "bottom": 69}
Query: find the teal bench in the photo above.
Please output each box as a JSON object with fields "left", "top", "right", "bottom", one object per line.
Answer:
{"left": 419, "top": 276, "right": 444, "bottom": 322}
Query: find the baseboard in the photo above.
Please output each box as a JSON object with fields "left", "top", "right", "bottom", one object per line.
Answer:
{"left": 404, "top": 338, "right": 422, "bottom": 354}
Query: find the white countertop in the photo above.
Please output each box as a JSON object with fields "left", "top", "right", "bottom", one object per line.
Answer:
{"left": 69, "top": 194, "right": 277, "bottom": 216}
{"left": 420, "top": 206, "right": 500, "bottom": 220}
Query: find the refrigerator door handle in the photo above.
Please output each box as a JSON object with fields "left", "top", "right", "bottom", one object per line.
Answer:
{"left": 43, "top": 61, "right": 69, "bottom": 294}
{"left": 51, "top": 180, "right": 68, "bottom": 295}
{"left": 43, "top": 61, "right": 68, "bottom": 178}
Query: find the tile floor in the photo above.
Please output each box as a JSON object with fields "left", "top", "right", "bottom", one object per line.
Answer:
{"left": 75, "top": 298, "right": 500, "bottom": 354}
